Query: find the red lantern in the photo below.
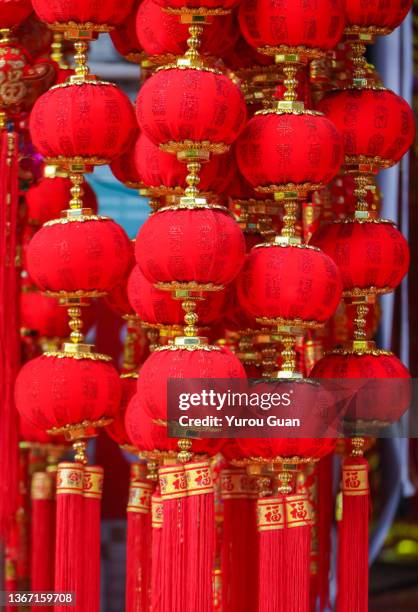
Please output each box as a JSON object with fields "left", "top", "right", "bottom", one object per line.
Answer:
{"left": 238, "top": 0, "right": 345, "bottom": 55}
{"left": 110, "top": 143, "right": 144, "bottom": 189}
{"left": 136, "top": 0, "right": 238, "bottom": 58}
{"left": 236, "top": 111, "right": 344, "bottom": 191}
{"left": 110, "top": 0, "right": 143, "bottom": 63}
{"left": 125, "top": 393, "right": 178, "bottom": 453}
{"left": 104, "top": 244, "right": 136, "bottom": 317}
{"left": 32, "top": 0, "right": 135, "bottom": 31}
{"left": 237, "top": 244, "right": 343, "bottom": 326}
{"left": 15, "top": 354, "right": 121, "bottom": 433}
{"left": 128, "top": 265, "right": 225, "bottom": 326}
{"left": 136, "top": 344, "right": 246, "bottom": 421}
{"left": 26, "top": 176, "right": 98, "bottom": 226}
{"left": 20, "top": 290, "right": 71, "bottom": 338}
{"left": 19, "top": 416, "right": 56, "bottom": 445}
{"left": 30, "top": 82, "right": 136, "bottom": 165}
{"left": 317, "top": 88, "right": 415, "bottom": 167}
{"left": 0, "top": 0, "right": 32, "bottom": 28}
{"left": 134, "top": 132, "right": 234, "bottom": 197}
{"left": 136, "top": 68, "right": 247, "bottom": 152}
{"left": 135, "top": 207, "right": 245, "bottom": 290}
{"left": 310, "top": 220, "right": 409, "bottom": 296}
{"left": 311, "top": 351, "right": 411, "bottom": 424}
{"left": 344, "top": 0, "right": 412, "bottom": 34}
{"left": 27, "top": 217, "right": 132, "bottom": 295}
{"left": 106, "top": 375, "right": 137, "bottom": 447}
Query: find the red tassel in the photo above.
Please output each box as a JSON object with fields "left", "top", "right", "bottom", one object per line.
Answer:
{"left": 258, "top": 488, "right": 313, "bottom": 612}
{"left": 257, "top": 496, "right": 286, "bottom": 612}
{"left": 0, "top": 129, "right": 20, "bottom": 537}
{"left": 151, "top": 489, "right": 164, "bottom": 612}
{"left": 317, "top": 454, "right": 334, "bottom": 611}
{"left": 337, "top": 452, "right": 369, "bottom": 612}
{"left": 55, "top": 462, "right": 85, "bottom": 612}
{"left": 83, "top": 466, "right": 104, "bottom": 612}
{"left": 158, "top": 464, "right": 188, "bottom": 612}
{"left": 31, "top": 471, "right": 56, "bottom": 604}
{"left": 126, "top": 471, "right": 153, "bottom": 612}
{"left": 184, "top": 460, "right": 215, "bottom": 612}
{"left": 221, "top": 468, "right": 258, "bottom": 612}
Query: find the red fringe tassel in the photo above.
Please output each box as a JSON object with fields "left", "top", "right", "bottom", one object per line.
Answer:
{"left": 0, "top": 129, "right": 20, "bottom": 537}
{"left": 337, "top": 455, "right": 369, "bottom": 612}
{"left": 83, "top": 466, "right": 104, "bottom": 612}
{"left": 317, "top": 453, "right": 334, "bottom": 611}
{"left": 55, "top": 462, "right": 85, "bottom": 612}
{"left": 151, "top": 489, "right": 163, "bottom": 612}
{"left": 220, "top": 468, "right": 258, "bottom": 612}
{"left": 126, "top": 469, "right": 153, "bottom": 612}
{"left": 31, "top": 471, "right": 56, "bottom": 608}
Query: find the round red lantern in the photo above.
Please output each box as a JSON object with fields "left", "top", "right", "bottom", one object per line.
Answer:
{"left": 110, "top": 0, "right": 143, "bottom": 63}
{"left": 30, "top": 81, "right": 136, "bottom": 165}
{"left": 238, "top": 0, "right": 345, "bottom": 56}
{"left": 128, "top": 265, "right": 225, "bottom": 326}
{"left": 27, "top": 216, "right": 132, "bottom": 296}
{"left": 136, "top": 67, "right": 247, "bottom": 153}
{"left": 236, "top": 111, "right": 344, "bottom": 192}
{"left": 317, "top": 88, "right": 415, "bottom": 168}
{"left": 135, "top": 206, "right": 245, "bottom": 290}
{"left": 106, "top": 375, "right": 137, "bottom": 447}
{"left": 20, "top": 289, "right": 71, "bottom": 338}
{"left": 311, "top": 350, "right": 411, "bottom": 425}
{"left": 15, "top": 353, "right": 122, "bottom": 435}
{"left": 19, "top": 416, "right": 56, "bottom": 445}
{"left": 0, "top": 0, "right": 32, "bottom": 28}
{"left": 136, "top": 0, "right": 238, "bottom": 58}
{"left": 136, "top": 343, "right": 246, "bottom": 421}
{"left": 344, "top": 0, "right": 412, "bottom": 35}
{"left": 26, "top": 176, "right": 98, "bottom": 226}
{"left": 134, "top": 132, "right": 234, "bottom": 198}
{"left": 125, "top": 392, "right": 178, "bottom": 454}
{"left": 110, "top": 144, "right": 144, "bottom": 189}
{"left": 310, "top": 219, "right": 409, "bottom": 297}
{"left": 237, "top": 244, "right": 343, "bottom": 327}
{"left": 32, "top": 0, "right": 135, "bottom": 32}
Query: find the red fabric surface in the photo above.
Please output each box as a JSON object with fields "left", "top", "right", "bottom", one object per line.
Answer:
{"left": 311, "top": 220, "right": 410, "bottom": 292}
{"left": 311, "top": 352, "right": 411, "bottom": 422}
{"left": 125, "top": 392, "right": 178, "bottom": 452}
{"left": 222, "top": 35, "right": 274, "bottom": 70}
{"left": 104, "top": 241, "right": 135, "bottom": 317}
{"left": 15, "top": 354, "right": 121, "bottom": 430}
{"left": 238, "top": 0, "right": 345, "bottom": 51}
{"left": 128, "top": 264, "right": 225, "bottom": 325}
{"left": 26, "top": 176, "right": 97, "bottom": 225}
{"left": 317, "top": 88, "right": 415, "bottom": 165}
{"left": 236, "top": 112, "right": 343, "bottom": 188}
{"left": 135, "top": 207, "right": 245, "bottom": 286}
{"left": 136, "top": 0, "right": 238, "bottom": 57}
{"left": 344, "top": 0, "right": 412, "bottom": 30}
{"left": 20, "top": 290, "right": 69, "bottom": 337}
{"left": 30, "top": 82, "right": 136, "bottom": 162}
{"left": 27, "top": 218, "right": 132, "bottom": 293}
{"left": 134, "top": 130, "right": 235, "bottom": 194}
{"left": 0, "top": 0, "right": 32, "bottom": 27}
{"left": 32, "top": 0, "right": 134, "bottom": 26}
{"left": 106, "top": 376, "right": 137, "bottom": 446}
{"left": 110, "top": 0, "right": 142, "bottom": 58}
{"left": 237, "top": 244, "right": 342, "bottom": 323}
{"left": 110, "top": 134, "right": 143, "bottom": 188}
{"left": 136, "top": 68, "right": 247, "bottom": 147}
{"left": 136, "top": 345, "right": 246, "bottom": 420}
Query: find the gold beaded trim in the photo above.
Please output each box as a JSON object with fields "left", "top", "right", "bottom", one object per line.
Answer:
{"left": 324, "top": 347, "right": 393, "bottom": 357}
{"left": 47, "top": 416, "right": 113, "bottom": 437}
{"left": 159, "top": 140, "right": 229, "bottom": 156}
{"left": 344, "top": 25, "right": 392, "bottom": 37}
{"left": 255, "top": 107, "right": 323, "bottom": 117}
{"left": 154, "top": 202, "right": 232, "bottom": 215}
{"left": 254, "top": 241, "right": 320, "bottom": 252}
{"left": 345, "top": 154, "right": 391, "bottom": 168}
{"left": 343, "top": 286, "right": 392, "bottom": 298}
{"left": 232, "top": 456, "right": 320, "bottom": 467}
{"left": 44, "top": 289, "right": 106, "bottom": 298}
{"left": 163, "top": 6, "right": 231, "bottom": 15}
{"left": 49, "top": 21, "right": 115, "bottom": 33}
{"left": 49, "top": 79, "right": 116, "bottom": 92}
{"left": 155, "top": 281, "right": 224, "bottom": 292}
{"left": 154, "top": 343, "right": 221, "bottom": 353}
{"left": 44, "top": 350, "right": 112, "bottom": 362}
{"left": 45, "top": 155, "right": 111, "bottom": 167}
{"left": 255, "top": 182, "right": 324, "bottom": 196}
{"left": 44, "top": 214, "right": 108, "bottom": 226}
{"left": 255, "top": 316, "right": 325, "bottom": 330}
{"left": 120, "top": 372, "right": 139, "bottom": 380}
{"left": 331, "top": 216, "right": 395, "bottom": 226}
{"left": 157, "top": 62, "right": 225, "bottom": 76}
{"left": 256, "top": 45, "right": 325, "bottom": 60}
